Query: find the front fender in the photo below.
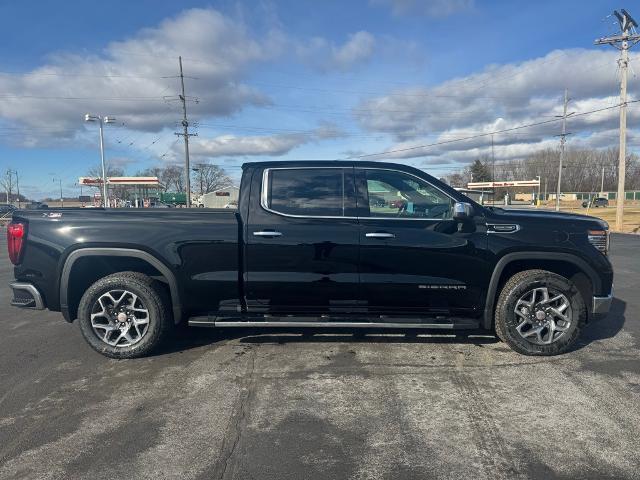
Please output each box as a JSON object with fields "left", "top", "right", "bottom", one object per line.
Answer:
{"left": 482, "top": 251, "right": 602, "bottom": 329}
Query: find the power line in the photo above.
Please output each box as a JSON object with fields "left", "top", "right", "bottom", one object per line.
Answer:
{"left": 0, "top": 94, "right": 166, "bottom": 101}
{"left": 350, "top": 101, "right": 640, "bottom": 160}
{"left": 0, "top": 71, "right": 181, "bottom": 79}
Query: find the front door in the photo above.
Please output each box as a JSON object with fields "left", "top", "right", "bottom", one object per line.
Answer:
{"left": 356, "top": 168, "right": 488, "bottom": 317}
{"left": 245, "top": 166, "right": 361, "bottom": 314}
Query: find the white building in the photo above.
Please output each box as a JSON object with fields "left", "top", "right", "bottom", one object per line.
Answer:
{"left": 196, "top": 186, "right": 239, "bottom": 208}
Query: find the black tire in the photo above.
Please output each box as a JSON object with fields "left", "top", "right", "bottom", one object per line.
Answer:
{"left": 494, "top": 269, "right": 586, "bottom": 356}
{"left": 77, "top": 272, "right": 172, "bottom": 359}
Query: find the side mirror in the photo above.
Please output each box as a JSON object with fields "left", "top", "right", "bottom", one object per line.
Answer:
{"left": 453, "top": 201, "right": 473, "bottom": 220}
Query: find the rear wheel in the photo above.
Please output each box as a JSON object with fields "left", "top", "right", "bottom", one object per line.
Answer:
{"left": 77, "top": 272, "right": 172, "bottom": 358}
{"left": 494, "top": 269, "right": 586, "bottom": 356}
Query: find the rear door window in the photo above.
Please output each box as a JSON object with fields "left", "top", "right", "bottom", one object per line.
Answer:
{"left": 264, "top": 168, "right": 355, "bottom": 217}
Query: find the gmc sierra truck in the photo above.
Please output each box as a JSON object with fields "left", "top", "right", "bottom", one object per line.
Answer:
{"left": 7, "top": 161, "right": 613, "bottom": 358}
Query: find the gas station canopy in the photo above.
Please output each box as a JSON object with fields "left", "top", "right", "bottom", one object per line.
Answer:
{"left": 467, "top": 180, "right": 540, "bottom": 189}
{"left": 78, "top": 176, "right": 161, "bottom": 186}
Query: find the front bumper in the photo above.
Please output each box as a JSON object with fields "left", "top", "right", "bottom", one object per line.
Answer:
{"left": 592, "top": 287, "right": 613, "bottom": 316}
{"left": 9, "top": 282, "right": 45, "bottom": 310}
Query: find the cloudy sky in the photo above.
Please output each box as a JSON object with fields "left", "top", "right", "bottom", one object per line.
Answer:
{"left": 0, "top": 0, "right": 637, "bottom": 199}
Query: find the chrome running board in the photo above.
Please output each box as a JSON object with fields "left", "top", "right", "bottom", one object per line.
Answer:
{"left": 188, "top": 317, "right": 480, "bottom": 330}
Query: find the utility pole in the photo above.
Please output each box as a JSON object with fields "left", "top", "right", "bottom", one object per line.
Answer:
{"left": 7, "top": 169, "right": 20, "bottom": 208}
{"left": 491, "top": 134, "right": 495, "bottom": 181}
{"left": 53, "top": 178, "right": 63, "bottom": 207}
{"left": 15, "top": 170, "right": 19, "bottom": 208}
{"left": 175, "top": 56, "right": 196, "bottom": 208}
{"left": 556, "top": 88, "right": 570, "bottom": 212}
{"left": 491, "top": 134, "right": 496, "bottom": 205}
{"left": 5, "top": 170, "right": 13, "bottom": 204}
{"left": 601, "top": 165, "right": 605, "bottom": 195}
{"left": 595, "top": 9, "right": 640, "bottom": 230}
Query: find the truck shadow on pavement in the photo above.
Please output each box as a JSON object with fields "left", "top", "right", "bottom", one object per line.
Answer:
{"left": 571, "top": 297, "right": 627, "bottom": 351}
{"left": 160, "top": 298, "right": 625, "bottom": 355}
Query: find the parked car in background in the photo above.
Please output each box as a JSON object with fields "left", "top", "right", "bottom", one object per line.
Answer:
{"left": 25, "top": 202, "right": 48, "bottom": 210}
{"left": 0, "top": 204, "right": 16, "bottom": 217}
{"left": 582, "top": 197, "right": 609, "bottom": 208}
{"left": 148, "top": 201, "right": 173, "bottom": 208}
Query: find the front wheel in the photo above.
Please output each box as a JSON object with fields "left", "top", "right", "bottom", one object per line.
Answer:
{"left": 494, "top": 269, "right": 586, "bottom": 356}
{"left": 77, "top": 272, "right": 172, "bottom": 358}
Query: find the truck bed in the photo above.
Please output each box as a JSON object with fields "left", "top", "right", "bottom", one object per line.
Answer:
{"left": 12, "top": 208, "right": 240, "bottom": 319}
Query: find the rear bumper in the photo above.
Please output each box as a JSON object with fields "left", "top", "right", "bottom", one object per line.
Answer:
{"left": 592, "top": 287, "right": 613, "bottom": 316}
{"left": 9, "top": 282, "right": 45, "bottom": 310}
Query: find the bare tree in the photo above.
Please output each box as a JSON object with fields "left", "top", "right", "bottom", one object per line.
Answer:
{"left": 443, "top": 172, "right": 466, "bottom": 187}
{"left": 193, "top": 164, "right": 232, "bottom": 194}
{"left": 86, "top": 164, "right": 127, "bottom": 200}
{"left": 163, "top": 165, "right": 185, "bottom": 192}
{"left": 451, "top": 147, "right": 640, "bottom": 194}
{"left": 86, "top": 164, "right": 124, "bottom": 178}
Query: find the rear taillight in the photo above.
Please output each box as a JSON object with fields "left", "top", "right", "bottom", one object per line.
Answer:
{"left": 7, "top": 222, "right": 26, "bottom": 265}
{"left": 588, "top": 229, "right": 609, "bottom": 255}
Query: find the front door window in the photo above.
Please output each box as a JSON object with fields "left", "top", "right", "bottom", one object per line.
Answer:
{"left": 365, "top": 169, "right": 453, "bottom": 219}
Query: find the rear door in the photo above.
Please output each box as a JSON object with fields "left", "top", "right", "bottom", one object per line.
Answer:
{"left": 245, "top": 166, "right": 361, "bottom": 314}
{"left": 356, "top": 167, "right": 488, "bottom": 317}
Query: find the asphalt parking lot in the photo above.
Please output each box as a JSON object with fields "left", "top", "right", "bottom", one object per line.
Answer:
{"left": 0, "top": 234, "right": 639, "bottom": 480}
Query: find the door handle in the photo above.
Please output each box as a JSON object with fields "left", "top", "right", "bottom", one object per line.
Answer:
{"left": 365, "top": 232, "right": 395, "bottom": 239}
{"left": 253, "top": 230, "right": 283, "bottom": 237}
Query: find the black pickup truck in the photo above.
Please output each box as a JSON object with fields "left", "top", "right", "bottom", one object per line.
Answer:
{"left": 7, "top": 161, "right": 613, "bottom": 358}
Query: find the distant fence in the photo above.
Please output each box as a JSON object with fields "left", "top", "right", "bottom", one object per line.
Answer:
{"left": 541, "top": 191, "right": 640, "bottom": 201}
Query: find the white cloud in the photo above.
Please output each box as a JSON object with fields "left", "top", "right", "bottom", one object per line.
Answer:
{"left": 0, "top": 8, "right": 379, "bottom": 153}
{"left": 188, "top": 125, "right": 344, "bottom": 158}
{"left": 189, "top": 133, "right": 307, "bottom": 157}
{"left": 331, "top": 31, "right": 376, "bottom": 70}
{"left": 353, "top": 49, "right": 636, "bottom": 165}
{"left": 0, "top": 8, "right": 281, "bottom": 144}
{"left": 371, "top": 0, "right": 475, "bottom": 18}
{"left": 296, "top": 31, "right": 376, "bottom": 71}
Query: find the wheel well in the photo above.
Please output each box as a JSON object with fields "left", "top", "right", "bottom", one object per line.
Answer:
{"left": 66, "top": 256, "right": 172, "bottom": 321}
{"left": 490, "top": 259, "right": 593, "bottom": 323}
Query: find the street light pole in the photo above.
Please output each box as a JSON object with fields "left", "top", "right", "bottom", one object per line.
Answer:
{"left": 97, "top": 117, "right": 108, "bottom": 207}
{"left": 85, "top": 114, "right": 115, "bottom": 208}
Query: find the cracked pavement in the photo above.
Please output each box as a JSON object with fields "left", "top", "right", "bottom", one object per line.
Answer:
{"left": 1, "top": 234, "right": 639, "bottom": 479}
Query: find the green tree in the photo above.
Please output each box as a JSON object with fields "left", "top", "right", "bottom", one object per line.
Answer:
{"left": 469, "top": 158, "right": 492, "bottom": 182}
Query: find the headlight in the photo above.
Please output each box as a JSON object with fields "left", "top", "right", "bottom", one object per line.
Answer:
{"left": 588, "top": 229, "right": 609, "bottom": 255}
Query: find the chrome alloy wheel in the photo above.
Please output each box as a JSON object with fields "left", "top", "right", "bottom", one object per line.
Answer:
{"left": 513, "top": 287, "right": 572, "bottom": 345}
{"left": 90, "top": 290, "right": 150, "bottom": 347}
